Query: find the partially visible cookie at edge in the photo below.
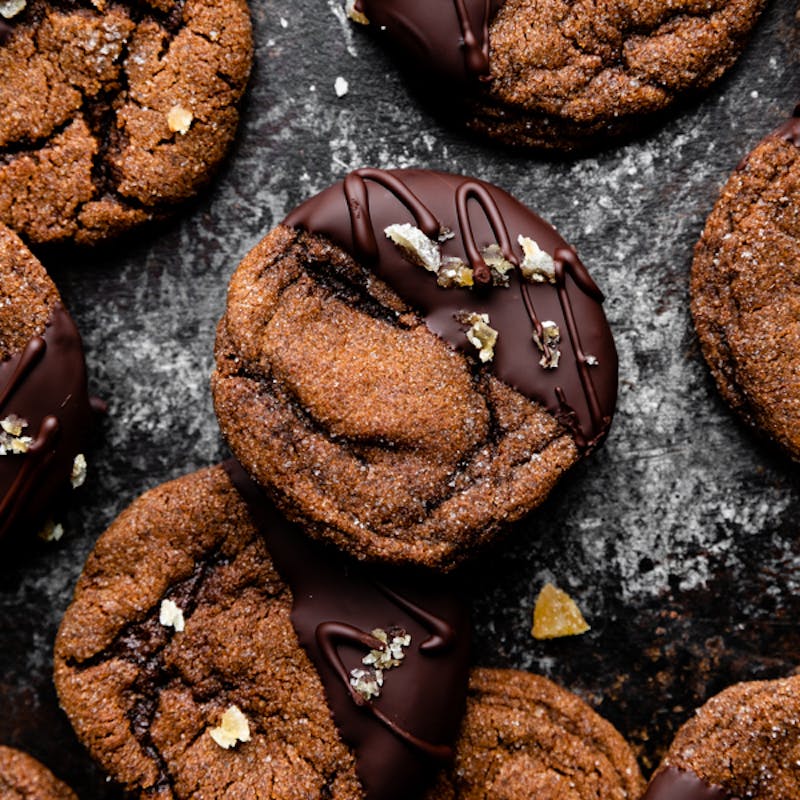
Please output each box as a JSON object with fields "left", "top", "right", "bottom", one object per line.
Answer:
{"left": 212, "top": 167, "right": 618, "bottom": 569}
{"left": 427, "top": 668, "right": 646, "bottom": 800}
{"left": 350, "top": 0, "right": 766, "bottom": 151}
{"left": 642, "top": 676, "right": 800, "bottom": 799}
{"left": 0, "top": 0, "right": 252, "bottom": 245}
{"left": 0, "top": 223, "right": 95, "bottom": 544}
{"left": 691, "top": 109, "right": 800, "bottom": 459}
{"left": 0, "top": 746, "right": 78, "bottom": 800}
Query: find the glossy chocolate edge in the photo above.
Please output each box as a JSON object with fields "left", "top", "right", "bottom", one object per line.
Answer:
{"left": 354, "top": 0, "right": 504, "bottom": 86}
{"left": 223, "top": 459, "right": 471, "bottom": 800}
{"left": 0, "top": 303, "right": 94, "bottom": 542}
{"left": 283, "top": 167, "right": 618, "bottom": 451}
{"left": 643, "top": 767, "right": 738, "bottom": 800}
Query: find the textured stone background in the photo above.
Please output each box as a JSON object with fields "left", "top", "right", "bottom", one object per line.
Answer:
{"left": 1, "top": 1, "right": 799, "bottom": 796}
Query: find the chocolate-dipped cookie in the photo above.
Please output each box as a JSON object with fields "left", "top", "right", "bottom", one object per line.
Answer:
{"left": 0, "top": 223, "right": 95, "bottom": 544}
{"left": 642, "top": 676, "right": 800, "bottom": 799}
{"left": 0, "top": 0, "right": 252, "bottom": 245}
{"left": 349, "top": 0, "right": 766, "bottom": 151}
{"left": 429, "top": 668, "right": 645, "bottom": 799}
{"left": 0, "top": 746, "right": 78, "bottom": 799}
{"left": 54, "top": 464, "right": 471, "bottom": 800}
{"left": 212, "top": 168, "right": 617, "bottom": 569}
{"left": 692, "top": 108, "right": 800, "bottom": 460}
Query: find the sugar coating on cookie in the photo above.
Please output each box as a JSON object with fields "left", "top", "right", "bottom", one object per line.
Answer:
{"left": 648, "top": 676, "right": 800, "bottom": 799}
{"left": 212, "top": 168, "right": 617, "bottom": 569}
{"left": 0, "top": 0, "right": 252, "bottom": 245}
{"left": 55, "top": 464, "right": 471, "bottom": 800}
{"left": 0, "top": 746, "right": 78, "bottom": 800}
{"left": 352, "top": 0, "right": 766, "bottom": 150}
{"left": 427, "top": 668, "right": 645, "bottom": 800}
{"left": 0, "top": 223, "right": 94, "bottom": 543}
{"left": 692, "top": 111, "right": 800, "bottom": 459}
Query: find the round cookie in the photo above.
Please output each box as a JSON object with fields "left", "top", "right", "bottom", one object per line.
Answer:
{"left": 212, "top": 168, "right": 618, "bottom": 569}
{"left": 0, "top": 0, "right": 252, "bottom": 245}
{"left": 428, "top": 668, "right": 645, "bottom": 800}
{"left": 54, "top": 464, "right": 471, "bottom": 800}
{"left": 0, "top": 223, "right": 95, "bottom": 544}
{"left": 350, "top": 0, "right": 766, "bottom": 151}
{"left": 691, "top": 109, "right": 800, "bottom": 459}
{"left": 0, "top": 746, "right": 78, "bottom": 799}
{"left": 642, "top": 676, "right": 800, "bottom": 799}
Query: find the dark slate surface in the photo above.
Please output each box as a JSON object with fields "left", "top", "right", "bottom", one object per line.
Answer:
{"left": 1, "top": 1, "right": 799, "bottom": 796}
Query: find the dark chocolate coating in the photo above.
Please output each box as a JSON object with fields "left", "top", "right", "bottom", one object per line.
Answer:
{"left": 643, "top": 767, "right": 737, "bottom": 800}
{"left": 0, "top": 20, "right": 12, "bottom": 44}
{"left": 284, "top": 167, "right": 617, "bottom": 450}
{"left": 224, "top": 460, "right": 471, "bottom": 800}
{"left": 774, "top": 104, "right": 800, "bottom": 147}
{"left": 0, "top": 303, "right": 93, "bottom": 542}
{"left": 353, "top": 0, "right": 503, "bottom": 85}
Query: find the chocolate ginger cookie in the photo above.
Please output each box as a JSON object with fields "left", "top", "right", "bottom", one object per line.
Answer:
{"left": 642, "top": 676, "right": 800, "bottom": 799}
{"left": 350, "top": 0, "right": 766, "bottom": 151}
{"left": 691, "top": 109, "right": 800, "bottom": 460}
{"left": 0, "top": 223, "right": 94, "bottom": 544}
{"left": 55, "top": 464, "right": 471, "bottom": 800}
{"left": 430, "top": 668, "right": 645, "bottom": 800}
{"left": 212, "top": 168, "right": 617, "bottom": 569}
{"left": 0, "top": 0, "right": 252, "bottom": 245}
{"left": 0, "top": 746, "right": 77, "bottom": 800}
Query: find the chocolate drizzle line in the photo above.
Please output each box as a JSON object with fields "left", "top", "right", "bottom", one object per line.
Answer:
{"left": 353, "top": 0, "right": 503, "bottom": 85}
{"left": 643, "top": 767, "right": 738, "bottom": 800}
{"left": 0, "top": 303, "right": 93, "bottom": 542}
{"left": 284, "top": 168, "right": 618, "bottom": 451}
{"left": 223, "top": 459, "right": 471, "bottom": 800}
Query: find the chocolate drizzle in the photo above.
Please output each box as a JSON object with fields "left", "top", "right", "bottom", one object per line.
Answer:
{"left": 353, "top": 0, "right": 504, "bottom": 85}
{"left": 643, "top": 767, "right": 737, "bottom": 800}
{"left": 284, "top": 168, "right": 618, "bottom": 450}
{"left": 223, "top": 459, "right": 471, "bottom": 800}
{"left": 0, "top": 303, "right": 93, "bottom": 542}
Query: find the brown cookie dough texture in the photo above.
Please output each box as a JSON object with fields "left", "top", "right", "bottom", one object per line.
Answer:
{"left": 691, "top": 122, "right": 800, "bottom": 459}
{"left": 0, "top": 0, "right": 252, "bottom": 245}
{"left": 654, "top": 676, "right": 800, "bottom": 798}
{"left": 212, "top": 226, "right": 580, "bottom": 569}
{"left": 429, "top": 668, "right": 645, "bottom": 800}
{"left": 0, "top": 746, "right": 77, "bottom": 800}
{"left": 55, "top": 465, "right": 365, "bottom": 799}
{"left": 477, "top": 0, "right": 766, "bottom": 149}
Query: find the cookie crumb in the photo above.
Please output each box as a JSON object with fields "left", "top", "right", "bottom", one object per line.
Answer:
{"left": 71, "top": 454, "right": 87, "bottom": 489}
{"left": 458, "top": 312, "right": 498, "bottom": 362}
{"left": 38, "top": 520, "right": 64, "bottom": 542}
{"left": 345, "top": 0, "right": 369, "bottom": 24}
{"left": 0, "top": 415, "right": 33, "bottom": 455}
{"left": 532, "top": 321, "right": 561, "bottom": 369}
{"left": 209, "top": 706, "right": 251, "bottom": 749}
{"left": 385, "top": 223, "right": 441, "bottom": 272}
{"left": 334, "top": 76, "right": 349, "bottom": 97}
{"left": 167, "top": 105, "right": 193, "bottom": 135}
{"left": 0, "top": 0, "right": 25, "bottom": 19}
{"left": 159, "top": 599, "right": 185, "bottom": 632}
{"left": 532, "top": 583, "right": 590, "bottom": 640}
{"left": 519, "top": 236, "right": 556, "bottom": 284}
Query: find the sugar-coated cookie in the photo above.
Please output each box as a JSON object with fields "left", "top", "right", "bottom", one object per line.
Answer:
{"left": 0, "top": 746, "right": 77, "bottom": 800}
{"left": 212, "top": 167, "right": 617, "bottom": 569}
{"left": 0, "top": 0, "right": 252, "bottom": 244}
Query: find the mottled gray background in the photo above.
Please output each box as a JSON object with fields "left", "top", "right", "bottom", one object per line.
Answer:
{"left": 2, "top": 1, "right": 800, "bottom": 796}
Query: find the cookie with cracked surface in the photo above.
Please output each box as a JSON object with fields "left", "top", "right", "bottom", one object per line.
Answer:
{"left": 0, "top": 0, "right": 252, "bottom": 245}
{"left": 642, "top": 676, "right": 800, "bottom": 799}
{"left": 212, "top": 167, "right": 618, "bottom": 569}
{"left": 349, "top": 0, "right": 766, "bottom": 151}
{"left": 691, "top": 109, "right": 800, "bottom": 460}
{"left": 0, "top": 223, "right": 95, "bottom": 544}
{"left": 54, "top": 463, "right": 471, "bottom": 800}
{"left": 428, "top": 668, "right": 645, "bottom": 800}
{"left": 0, "top": 746, "right": 78, "bottom": 800}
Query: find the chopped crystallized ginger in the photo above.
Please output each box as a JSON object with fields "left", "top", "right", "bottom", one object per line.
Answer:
{"left": 531, "top": 582, "right": 590, "bottom": 640}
